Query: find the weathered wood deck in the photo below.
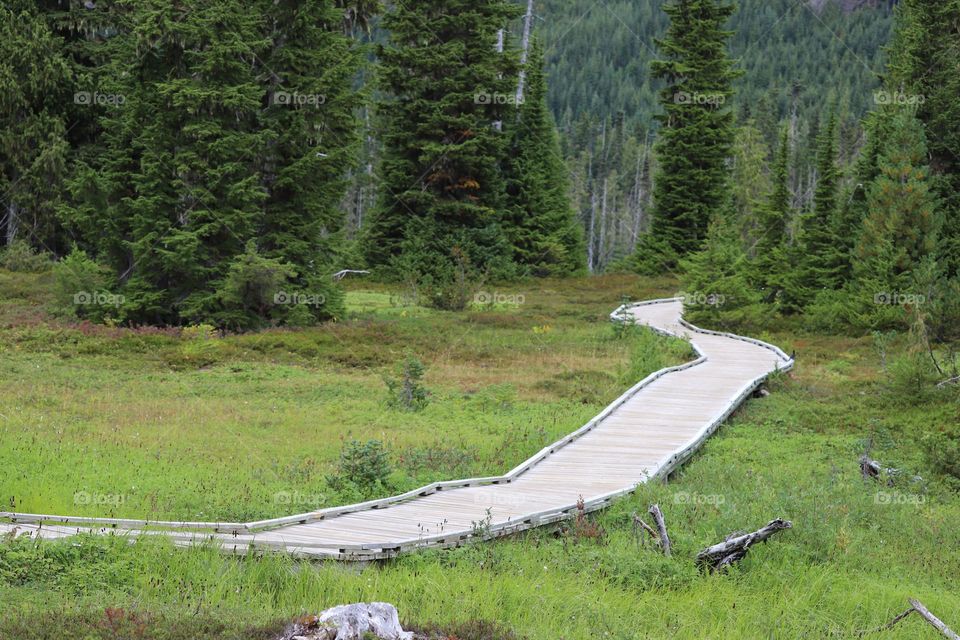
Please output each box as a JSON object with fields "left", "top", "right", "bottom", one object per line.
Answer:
{"left": 1, "top": 298, "right": 793, "bottom": 559}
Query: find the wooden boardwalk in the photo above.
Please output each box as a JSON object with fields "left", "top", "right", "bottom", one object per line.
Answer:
{"left": 1, "top": 298, "right": 793, "bottom": 559}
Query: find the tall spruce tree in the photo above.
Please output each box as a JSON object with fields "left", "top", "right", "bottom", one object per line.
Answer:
{"left": 797, "top": 106, "right": 844, "bottom": 304}
{"left": 504, "top": 40, "right": 585, "bottom": 276}
{"left": 752, "top": 124, "right": 792, "bottom": 305}
{"left": 884, "top": 0, "right": 960, "bottom": 276}
{"left": 364, "top": 0, "right": 522, "bottom": 280}
{"left": 637, "top": 0, "right": 741, "bottom": 271}
{"left": 61, "top": 0, "right": 359, "bottom": 327}
{"left": 254, "top": 0, "right": 363, "bottom": 296}
{"left": 849, "top": 111, "right": 941, "bottom": 330}
{"left": 0, "top": 0, "right": 70, "bottom": 251}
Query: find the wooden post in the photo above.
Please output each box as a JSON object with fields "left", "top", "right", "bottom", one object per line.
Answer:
{"left": 648, "top": 504, "right": 671, "bottom": 557}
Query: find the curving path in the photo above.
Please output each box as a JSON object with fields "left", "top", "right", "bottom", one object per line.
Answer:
{"left": 1, "top": 298, "right": 793, "bottom": 559}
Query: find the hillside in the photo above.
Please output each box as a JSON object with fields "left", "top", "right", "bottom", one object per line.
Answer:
{"left": 540, "top": 0, "right": 894, "bottom": 129}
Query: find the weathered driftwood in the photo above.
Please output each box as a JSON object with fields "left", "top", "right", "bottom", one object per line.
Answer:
{"left": 648, "top": 504, "right": 672, "bottom": 557}
{"left": 859, "top": 456, "right": 898, "bottom": 484}
{"left": 331, "top": 269, "right": 370, "bottom": 281}
{"left": 631, "top": 512, "right": 658, "bottom": 546}
{"left": 860, "top": 599, "right": 959, "bottom": 639}
{"left": 937, "top": 375, "right": 960, "bottom": 389}
{"left": 859, "top": 456, "right": 922, "bottom": 485}
{"left": 696, "top": 518, "right": 792, "bottom": 570}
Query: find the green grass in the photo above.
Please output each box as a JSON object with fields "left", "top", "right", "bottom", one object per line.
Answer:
{"left": 1, "top": 270, "right": 958, "bottom": 639}
{"left": 0, "top": 272, "right": 687, "bottom": 521}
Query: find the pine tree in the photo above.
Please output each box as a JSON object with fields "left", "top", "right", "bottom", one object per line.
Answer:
{"left": 0, "top": 0, "right": 70, "bottom": 252}
{"left": 885, "top": 0, "right": 960, "bottom": 276}
{"left": 363, "top": 0, "right": 522, "bottom": 280}
{"left": 680, "top": 212, "right": 763, "bottom": 328}
{"left": 638, "top": 0, "right": 742, "bottom": 271}
{"left": 254, "top": 0, "right": 363, "bottom": 308}
{"left": 820, "top": 111, "right": 942, "bottom": 332}
{"left": 58, "top": 0, "right": 359, "bottom": 327}
{"left": 504, "top": 40, "right": 585, "bottom": 276}
{"left": 752, "top": 124, "right": 792, "bottom": 305}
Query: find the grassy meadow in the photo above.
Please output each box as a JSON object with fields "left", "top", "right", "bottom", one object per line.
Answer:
{"left": 2, "top": 268, "right": 959, "bottom": 639}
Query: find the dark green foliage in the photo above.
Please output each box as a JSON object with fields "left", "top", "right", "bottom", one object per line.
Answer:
{"left": 680, "top": 214, "right": 764, "bottom": 328}
{"left": 51, "top": 248, "right": 114, "bottom": 322}
{"left": 326, "top": 439, "right": 392, "bottom": 496}
{"left": 504, "top": 40, "right": 585, "bottom": 276}
{"left": 539, "top": 0, "right": 893, "bottom": 133}
{"left": 0, "top": 240, "right": 53, "bottom": 273}
{"left": 645, "top": 0, "right": 742, "bottom": 264}
{"left": 384, "top": 354, "right": 431, "bottom": 411}
{"left": 800, "top": 107, "right": 843, "bottom": 300}
{"left": 363, "top": 0, "right": 523, "bottom": 280}
{"left": 922, "top": 421, "right": 960, "bottom": 489}
{"left": 885, "top": 0, "right": 960, "bottom": 277}
{"left": 752, "top": 125, "right": 791, "bottom": 304}
{"left": 0, "top": 0, "right": 70, "bottom": 253}
{"left": 55, "top": 0, "right": 360, "bottom": 329}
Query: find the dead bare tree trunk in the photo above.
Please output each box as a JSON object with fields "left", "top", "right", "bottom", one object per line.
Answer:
{"left": 861, "top": 599, "right": 959, "bottom": 639}
{"left": 696, "top": 518, "right": 792, "bottom": 571}
{"left": 515, "top": 0, "right": 535, "bottom": 105}
{"left": 648, "top": 504, "right": 671, "bottom": 557}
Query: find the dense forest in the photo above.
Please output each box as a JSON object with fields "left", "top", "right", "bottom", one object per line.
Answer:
{"left": 2, "top": 0, "right": 957, "bottom": 347}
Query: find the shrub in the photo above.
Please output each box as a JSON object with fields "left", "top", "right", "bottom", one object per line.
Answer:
{"left": 921, "top": 422, "right": 960, "bottom": 489}
{"left": 384, "top": 355, "right": 430, "bottom": 411}
{"left": 50, "top": 248, "right": 114, "bottom": 321}
{"left": 326, "top": 440, "right": 392, "bottom": 497}
{"left": 0, "top": 240, "right": 52, "bottom": 273}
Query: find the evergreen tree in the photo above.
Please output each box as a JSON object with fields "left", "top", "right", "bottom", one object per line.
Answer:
{"left": 504, "top": 40, "right": 585, "bottom": 276}
{"left": 731, "top": 121, "right": 772, "bottom": 255}
{"left": 680, "top": 212, "right": 763, "bottom": 328}
{"left": 61, "top": 0, "right": 357, "bottom": 327}
{"left": 853, "top": 112, "right": 940, "bottom": 305}
{"left": 639, "top": 0, "right": 741, "bottom": 270}
{"left": 363, "top": 0, "right": 522, "bottom": 280}
{"left": 0, "top": 0, "right": 70, "bottom": 251}
{"left": 884, "top": 0, "right": 960, "bottom": 276}
{"left": 752, "top": 124, "right": 792, "bottom": 304}
{"left": 254, "top": 0, "right": 364, "bottom": 299}
{"left": 795, "top": 106, "right": 844, "bottom": 305}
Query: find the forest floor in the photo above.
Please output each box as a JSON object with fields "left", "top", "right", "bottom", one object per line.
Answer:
{"left": 1, "top": 269, "right": 958, "bottom": 639}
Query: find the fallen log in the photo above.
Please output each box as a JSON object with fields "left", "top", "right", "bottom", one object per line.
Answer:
{"left": 859, "top": 456, "right": 922, "bottom": 485}
{"left": 648, "top": 504, "right": 672, "bottom": 557}
{"left": 859, "top": 598, "right": 959, "bottom": 639}
{"left": 696, "top": 518, "right": 792, "bottom": 571}
{"left": 331, "top": 269, "right": 370, "bottom": 281}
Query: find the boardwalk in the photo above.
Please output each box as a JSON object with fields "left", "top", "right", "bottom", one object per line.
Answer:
{"left": 1, "top": 298, "right": 793, "bottom": 559}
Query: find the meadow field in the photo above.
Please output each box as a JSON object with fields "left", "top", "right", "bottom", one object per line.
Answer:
{"left": 1, "top": 268, "right": 958, "bottom": 639}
